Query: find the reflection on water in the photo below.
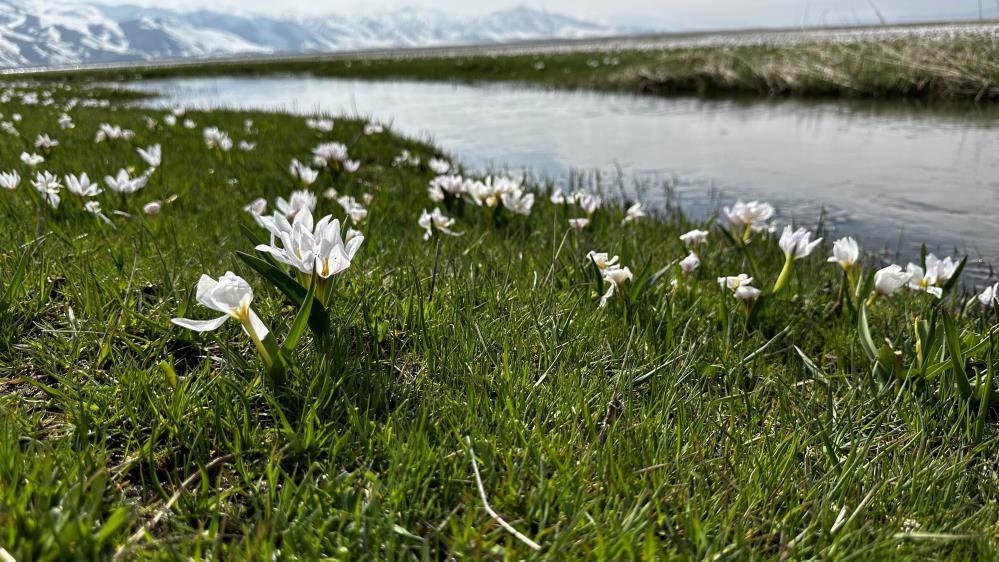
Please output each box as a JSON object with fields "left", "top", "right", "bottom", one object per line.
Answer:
{"left": 130, "top": 76, "right": 999, "bottom": 279}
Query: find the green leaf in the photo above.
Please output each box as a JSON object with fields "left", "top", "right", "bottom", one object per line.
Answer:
{"left": 236, "top": 251, "right": 329, "bottom": 337}
{"left": 261, "top": 332, "right": 288, "bottom": 388}
{"left": 858, "top": 300, "right": 878, "bottom": 363}
{"left": 941, "top": 310, "right": 973, "bottom": 400}
{"left": 0, "top": 243, "right": 30, "bottom": 306}
{"left": 282, "top": 274, "right": 316, "bottom": 355}
{"left": 94, "top": 507, "right": 130, "bottom": 543}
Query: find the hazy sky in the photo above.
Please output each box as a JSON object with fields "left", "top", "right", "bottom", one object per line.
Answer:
{"left": 88, "top": 0, "right": 997, "bottom": 28}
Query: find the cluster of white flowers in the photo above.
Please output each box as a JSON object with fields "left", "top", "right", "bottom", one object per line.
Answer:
{"left": 255, "top": 208, "right": 364, "bottom": 279}
{"left": 393, "top": 149, "right": 421, "bottom": 168}
{"left": 418, "top": 207, "right": 460, "bottom": 240}
{"left": 290, "top": 159, "right": 319, "bottom": 187}
{"left": 312, "top": 142, "right": 358, "bottom": 172}
{"left": 724, "top": 199, "right": 777, "bottom": 236}
{"left": 203, "top": 127, "right": 233, "bottom": 152}
{"left": 306, "top": 118, "right": 334, "bottom": 132}
{"left": 95, "top": 123, "right": 135, "bottom": 143}
{"left": 587, "top": 251, "right": 634, "bottom": 309}
{"left": 336, "top": 195, "right": 368, "bottom": 224}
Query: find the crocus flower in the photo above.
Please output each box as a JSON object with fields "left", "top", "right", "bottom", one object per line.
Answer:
{"left": 64, "top": 173, "right": 101, "bottom": 197}
{"left": 906, "top": 262, "right": 944, "bottom": 298}
{"left": 104, "top": 169, "right": 148, "bottom": 194}
{"left": 275, "top": 190, "right": 317, "bottom": 221}
{"left": 724, "top": 200, "right": 776, "bottom": 240}
{"left": 501, "top": 189, "right": 535, "bottom": 216}
{"left": 137, "top": 144, "right": 162, "bottom": 168}
{"left": 343, "top": 160, "right": 361, "bottom": 174}
{"left": 58, "top": 114, "right": 74, "bottom": 129}
{"left": 680, "top": 252, "right": 700, "bottom": 277}
{"left": 255, "top": 208, "right": 364, "bottom": 279}
{"left": 143, "top": 201, "right": 162, "bottom": 215}
{"left": 203, "top": 127, "right": 233, "bottom": 151}
{"left": 587, "top": 251, "right": 619, "bottom": 270}
{"left": 35, "top": 134, "right": 58, "bottom": 152}
{"left": 568, "top": 218, "right": 589, "bottom": 231}
{"left": 171, "top": 272, "right": 274, "bottom": 367}
{"left": 364, "top": 123, "right": 383, "bottom": 135}
{"left": 244, "top": 197, "right": 267, "bottom": 217}
{"left": 828, "top": 237, "right": 859, "bottom": 270}
{"left": 622, "top": 202, "right": 646, "bottom": 224}
{"left": 550, "top": 189, "right": 571, "bottom": 205}
{"left": 774, "top": 226, "right": 822, "bottom": 293}
{"left": 32, "top": 171, "right": 62, "bottom": 208}
{"left": 238, "top": 141, "right": 256, "bottom": 152}
{"left": 0, "top": 170, "right": 20, "bottom": 190}
{"left": 578, "top": 193, "right": 601, "bottom": 216}
{"left": 599, "top": 266, "right": 633, "bottom": 308}
{"left": 312, "top": 142, "right": 349, "bottom": 168}
{"left": 183, "top": 119, "right": 196, "bottom": 129}
{"left": 289, "top": 159, "right": 318, "bottom": 186}
{"left": 337, "top": 195, "right": 368, "bottom": 224}
{"left": 164, "top": 115, "right": 177, "bottom": 127}
{"left": 873, "top": 265, "right": 911, "bottom": 297}
{"left": 306, "top": 118, "right": 334, "bottom": 132}
{"left": 418, "top": 208, "right": 460, "bottom": 240}
{"left": 20, "top": 152, "right": 44, "bottom": 167}
{"left": 84, "top": 200, "right": 112, "bottom": 225}
{"left": 719, "top": 274, "right": 753, "bottom": 292}
{"left": 428, "top": 174, "right": 465, "bottom": 202}
{"left": 680, "top": 229, "right": 709, "bottom": 248}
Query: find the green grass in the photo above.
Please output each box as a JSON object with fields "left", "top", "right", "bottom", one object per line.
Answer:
{"left": 27, "top": 32, "right": 999, "bottom": 102}
{"left": 0, "top": 82, "right": 998, "bottom": 560}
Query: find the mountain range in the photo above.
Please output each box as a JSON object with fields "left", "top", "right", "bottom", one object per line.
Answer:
{"left": 0, "top": 1, "right": 629, "bottom": 69}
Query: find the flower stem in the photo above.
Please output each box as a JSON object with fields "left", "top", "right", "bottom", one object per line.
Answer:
{"left": 772, "top": 256, "right": 794, "bottom": 294}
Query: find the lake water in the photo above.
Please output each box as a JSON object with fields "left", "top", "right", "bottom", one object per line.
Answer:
{"left": 130, "top": 76, "right": 999, "bottom": 279}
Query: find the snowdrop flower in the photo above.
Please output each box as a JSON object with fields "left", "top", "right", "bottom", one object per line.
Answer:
{"left": 873, "top": 265, "right": 911, "bottom": 297}
{"left": 84, "top": 200, "right": 112, "bottom": 225}
{"left": 137, "top": 144, "right": 162, "bottom": 168}
{"left": 680, "top": 252, "right": 700, "bottom": 277}
{"left": 568, "top": 218, "right": 589, "bottom": 231}
{"left": 275, "top": 190, "right": 317, "bottom": 221}
{"left": 35, "top": 134, "right": 58, "bottom": 152}
{"left": 312, "top": 142, "right": 348, "bottom": 168}
{"left": 679, "top": 229, "right": 709, "bottom": 249}
{"left": 64, "top": 173, "right": 101, "bottom": 197}
{"left": 364, "top": 123, "right": 383, "bottom": 135}
{"left": 104, "top": 169, "right": 148, "bottom": 194}
{"left": 779, "top": 226, "right": 822, "bottom": 260}
{"left": 0, "top": 170, "right": 20, "bottom": 190}
{"left": 418, "top": 208, "right": 460, "bottom": 240}
{"left": 238, "top": 141, "right": 256, "bottom": 151}
{"left": 20, "top": 152, "right": 44, "bottom": 167}
{"left": 724, "top": 200, "right": 776, "bottom": 239}
{"left": 622, "top": 202, "right": 646, "bottom": 224}
{"left": 32, "top": 171, "right": 62, "bottom": 209}
{"left": 501, "top": 189, "right": 535, "bottom": 216}
{"left": 828, "top": 237, "right": 859, "bottom": 270}
{"left": 306, "top": 118, "right": 334, "bottom": 132}
{"left": 587, "top": 251, "right": 619, "bottom": 270}
{"left": 171, "top": 272, "right": 273, "bottom": 365}
{"left": 143, "top": 201, "right": 162, "bottom": 216}
{"left": 57, "top": 114, "right": 74, "bottom": 129}
{"left": 599, "top": 266, "right": 633, "bottom": 308}
{"left": 978, "top": 283, "right": 998, "bottom": 308}
{"left": 428, "top": 158, "right": 451, "bottom": 175}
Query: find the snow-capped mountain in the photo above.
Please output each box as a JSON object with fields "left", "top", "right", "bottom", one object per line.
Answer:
{"left": 0, "top": 1, "right": 629, "bottom": 69}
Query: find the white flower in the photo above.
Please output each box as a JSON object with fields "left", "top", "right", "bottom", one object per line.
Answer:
{"left": 143, "top": 201, "right": 162, "bottom": 215}
{"left": 255, "top": 209, "right": 364, "bottom": 278}
{"left": 289, "top": 159, "right": 319, "bottom": 186}
{"left": 578, "top": 193, "right": 601, "bottom": 216}
{"left": 164, "top": 114, "right": 177, "bottom": 127}
{"left": 735, "top": 285, "right": 762, "bottom": 302}
{"left": 104, "top": 169, "right": 148, "bottom": 194}
{"left": 58, "top": 114, "right": 74, "bottom": 129}
{"left": 680, "top": 229, "right": 709, "bottom": 248}
{"left": 778, "top": 226, "right": 822, "bottom": 260}
{"left": 364, "top": 123, "right": 383, "bottom": 135}
{"left": 337, "top": 195, "right": 368, "bottom": 223}
{"left": 203, "top": 127, "right": 232, "bottom": 151}
{"left": 906, "top": 256, "right": 953, "bottom": 299}
{"left": 20, "top": 152, "right": 44, "bottom": 167}
{"left": 428, "top": 158, "right": 451, "bottom": 175}
{"left": 418, "top": 208, "right": 460, "bottom": 240}
{"left": 244, "top": 119, "right": 254, "bottom": 133}
{"left": 143, "top": 116, "right": 158, "bottom": 130}
{"left": 306, "top": 118, "right": 334, "bottom": 132}
{"left": 64, "top": 173, "right": 101, "bottom": 197}
{"left": 35, "top": 134, "right": 58, "bottom": 151}
{"left": 724, "top": 200, "right": 776, "bottom": 234}
{"left": 343, "top": 159, "right": 361, "bottom": 173}
{"left": 244, "top": 197, "right": 267, "bottom": 217}
{"left": 622, "top": 202, "right": 646, "bottom": 224}
{"left": 828, "top": 237, "right": 859, "bottom": 269}
{"left": 568, "top": 218, "right": 589, "bottom": 231}
{"left": 978, "top": 283, "right": 999, "bottom": 308}
{"left": 171, "top": 272, "right": 269, "bottom": 342}
{"left": 0, "top": 170, "right": 20, "bottom": 190}
{"left": 238, "top": 141, "right": 256, "bottom": 151}
{"left": 501, "top": 189, "right": 535, "bottom": 216}
{"left": 927, "top": 254, "right": 959, "bottom": 285}
{"left": 323, "top": 187, "right": 339, "bottom": 200}
{"left": 599, "top": 266, "right": 633, "bottom": 308}
{"left": 94, "top": 123, "right": 134, "bottom": 143}
{"left": 84, "top": 200, "right": 112, "bottom": 225}
{"left": 718, "top": 274, "right": 754, "bottom": 292}
{"left": 271, "top": 190, "right": 315, "bottom": 222}
{"left": 183, "top": 119, "right": 196, "bottom": 129}
{"left": 2, "top": 121, "right": 19, "bottom": 136}
{"left": 312, "top": 142, "right": 348, "bottom": 168}
{"left": 680, "top": 252, "right": 700, "bottom": 277}
{"left": 137, "top": 144, "right": 162, "bottom": 168}
{"left": 873, "top": 265, "right": 912, "bottom": 296}
{"left": 550, "top": 189, "right": 571, "bottom": 205}
{"left": 587, "top": 251, "right": 619, "bottom": 270}
{"left": 32, "top": 171, "right": 62, "bottom": 209}
{"left": 428, "top": 174, "right": 465, "bottom": 202}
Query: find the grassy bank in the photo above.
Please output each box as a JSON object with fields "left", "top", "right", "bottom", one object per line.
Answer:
{"left": 1, "top": 82, "right": 998, "bottom": 560}
{"left": 24, "top": 32, "right": 999, "bottom": 102}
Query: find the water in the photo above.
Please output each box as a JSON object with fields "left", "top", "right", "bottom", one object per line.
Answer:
{"left": 130, "top": 76, "right": 999, "bottom": 278}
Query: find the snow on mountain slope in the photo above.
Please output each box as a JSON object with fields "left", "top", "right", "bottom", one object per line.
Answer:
{"left": 0, "top": 1, "right": 629, "bottom": 68}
